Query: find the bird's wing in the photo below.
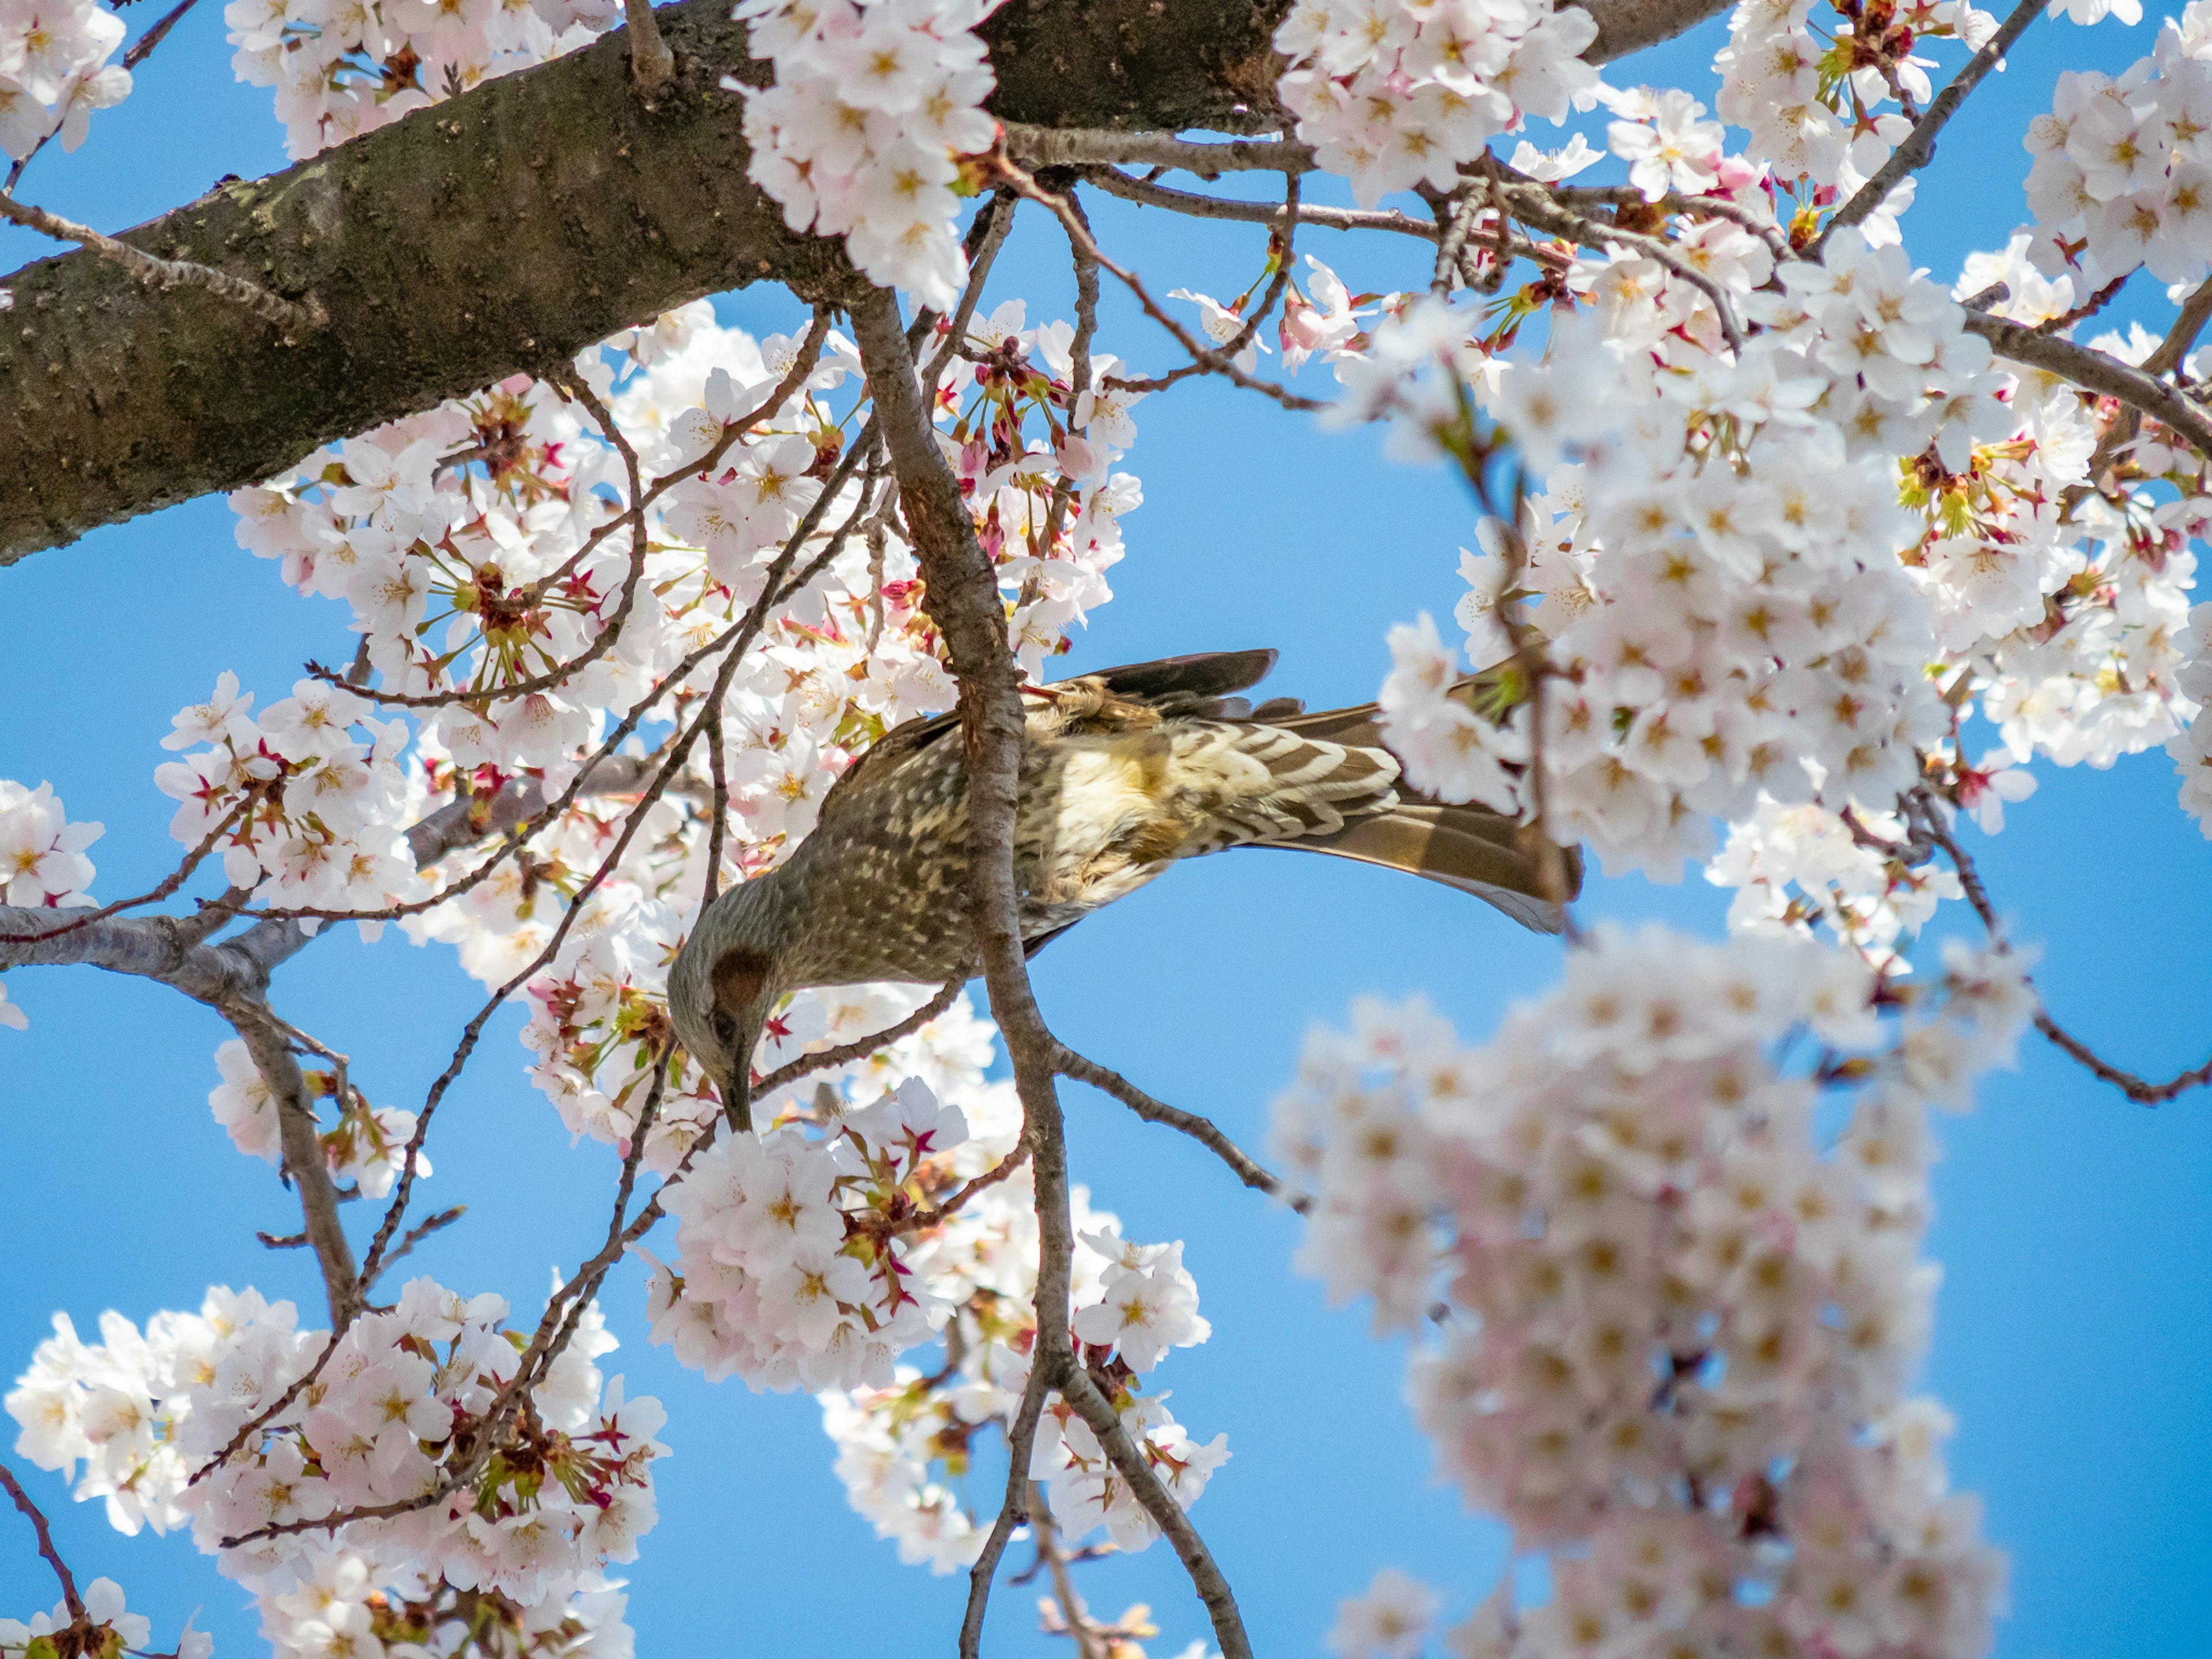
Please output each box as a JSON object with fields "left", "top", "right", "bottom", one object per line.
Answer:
{"left": 1069, "top": 649, "right": 1280, "bottom": 713}
{"left": 813, "top": 706, "right": 964, "bottom": 821}
{"left": 816, "top": 651, "right": 1282, "bottom": 816}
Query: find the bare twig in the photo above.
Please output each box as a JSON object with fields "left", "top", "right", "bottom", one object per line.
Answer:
{"left": 1919, "top": 798, "right": 2212, "bottom": 1104}
{"left": 985, "top": 157, "right": 1326, "bottom": 414}
{"left": 961, "top": 1353, "right": 1057, "bottom": 1659}
{"left": 1082, "top": 166, "right": 1455, "bottom": 245}
{"left": 0, "top": 788, "right": 255, "bottom": 943}
{"left": 748, "top": 980, "right": 963, "bottom": 1100}
{"left": 1112, "top": 171, "right": 1299, "bottom": 396}
{"left": 1028, "top": 1478, "right": 1107, "bottom": 1659}
{"left": 219, "top": 1003, "right": 360, "bottom": 1324}
{"left": 2033, "top": 272, "right": 2132, "bottom": 335}
{"left": 122, "top": 0, "right": 204, "bottom": 68}
{"left": 0, "top": 191, "right": 324, "bottom": 334}
{"left": 921, "top": 189, "right": 1018, "bottom": 392}
{"left": 702, "top": 700, "right": 728, "bottom": 910}
{"left": 2, "top": 1460, "right": 84, "bottom": 1620}
{"left": 361, "top": 1205, "right": 466, "bottom": 1290}
{"left": 1055, "top": 1045, "right": 1306, "bottom": 1211}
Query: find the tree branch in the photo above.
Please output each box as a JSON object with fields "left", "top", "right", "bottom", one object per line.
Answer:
{"left": 1918, "top": 797, "right": 2212, "bottom": 1105}
{"left": 851, "top": 283, "right": 1253, "bottom": 1659}
{"left": 221, "top": 1001, "right": 362, "bottom": 1325}
{"left": 1965, "top": 312, "right": 2212, "bottom": 461}
{"left": 1, "top": 1460, "right": 84, "bottom": 1621}
{"left": 0, "top": 189, "right": 326, "bottom": 334}
{"left": 1055, "top": 1044, "right": 1307, "bottom": 1210}
{"left": 1817, "top": 0, "right": 2043, "bottom": 249}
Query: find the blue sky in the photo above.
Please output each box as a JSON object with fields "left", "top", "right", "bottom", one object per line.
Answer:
{"left": 3, "top": 5, "right": 2210, "bottom": 1656}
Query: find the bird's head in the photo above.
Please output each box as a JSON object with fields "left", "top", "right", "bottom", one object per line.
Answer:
{"left": 668, "top": 876, "right": 787, "bottom": 1132}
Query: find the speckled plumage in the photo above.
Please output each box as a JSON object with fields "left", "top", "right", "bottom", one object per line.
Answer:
{"left": 668, "top": 650, "right": 1577, "bottom": 1120}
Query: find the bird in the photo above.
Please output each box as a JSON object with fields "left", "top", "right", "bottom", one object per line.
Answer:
{"left": 668, "top": 648, "right": 1580, "bottom": 1127}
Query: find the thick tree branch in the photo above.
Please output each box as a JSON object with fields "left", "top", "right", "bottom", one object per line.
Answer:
{"left": 0, "top": 0, "right": 1713, "bottom": 563}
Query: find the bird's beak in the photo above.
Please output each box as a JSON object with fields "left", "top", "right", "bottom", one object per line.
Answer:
{"left": 721, "top": 1045, "right": 753, "bottom": 1135}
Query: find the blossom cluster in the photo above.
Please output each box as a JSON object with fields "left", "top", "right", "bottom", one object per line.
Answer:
{"left": 0, "top": 0, "right": 128, "bottom": 162}
{"left": 1274, "top": 0, "right": 1601, "bottom": 209}
{"left": 734, "top": 0, "right": 1003, "bottom": 309}
{"left": 821, "top": 1177, "right": 1228, "bottom": 1568}
{"left": 1275, "top": 925, "right": 2028, "bottom": 1659}
{"left": 1712, "top": 0, "right": 1993, "bottom": 207}
{"left": 644, "top": 1078, "right": 967, "bottom": 1392}
{"left": 634, "top": 1032, "right": 1228, "bottom": 1566}
{"left": 1369, "top": 235, "right": 1979, "bottom": 877}
{"left": 224, "top": 0, "right": 616, "bottom": 160}
{"left": 154, "top": 672, "right": 426, "bottom": 921}
{"left": 7, "top": 1279, "right": 660, "bottom": 1653}
{"left": 225, "top": 301, "right": 1131, "bottom": 984}
{"left": 2020, "top": 5, "right": 2212, "bottom": 291}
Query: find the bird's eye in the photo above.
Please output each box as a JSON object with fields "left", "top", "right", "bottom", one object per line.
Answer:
{"left": 710, "top": 1009, "right": 738, "bottom": 1047}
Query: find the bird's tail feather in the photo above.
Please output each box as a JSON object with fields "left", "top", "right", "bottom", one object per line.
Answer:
{"left": 1257, "top": 699, "right": 1582, "bottom": 935}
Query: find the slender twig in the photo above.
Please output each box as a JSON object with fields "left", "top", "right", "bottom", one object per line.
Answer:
{"left": 1029, "top": 1478, "right": 1107, "bottom": 1659}
{"left": 1054, "top": 1045, "right": 1307, "bottom": 1211}
{"left": 122, "top": 0, "right": 203, "bottom": 68}
{"left": 0, "top": 789, "right": 255, "bottom": 943}
{"left": 222, "top": 1002, "right": 360, "bottom": 1324}
{"left": 1112, "top": 172, "right": 1300, "bottom": 396}
{"left": 1081, "top": 166, "right": 1456, "bottom": 244}
{"left": 2033, "top": 272, "right": 2131, "bottom": 335}
{"left": 1817, "top": 0, "right": 2043, "bottom": 248}
{"left": 702, "top": 701, "right": 727, "bottom": 910}
{"left": 921, "top": 190, "right": 1017, "bottom": 392}
{"left": 984, "top": 157, "right": 1325, "bottom": 414}
{"left": 1, "top": 1461, "right": 83, "bottom": 1620}
{"left": 899, "top": 1143, "right": 1031, "bottom": 1233}
{"left": 1919, "top": 798, "right": 2212, "bottom": 1104}
{"left": 748, "top": 980, "right": 963, "bottom": 1099}
{"left": 360, "top": 1205, "right": 465, "bottom": 1290}
{"left": 1056, "top": 1363, "right": 1251, "bottom": 1656}
{"left": 0, "top": 191, "right": 324, "bottom": 333}
{"left": 961, "top": 1354, "right": 1057, "bottom": 1659}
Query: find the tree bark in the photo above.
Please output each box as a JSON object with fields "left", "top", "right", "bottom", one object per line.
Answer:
{"left": 0, "top": 0, "right": 1719, "bottom": 565}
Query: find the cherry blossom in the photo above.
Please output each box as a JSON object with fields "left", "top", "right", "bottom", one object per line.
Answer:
{"left": 1277, "top": 927, "right": 2025, "bottom": 1659}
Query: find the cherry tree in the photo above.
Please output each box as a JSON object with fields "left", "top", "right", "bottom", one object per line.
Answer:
{"left": 2, "top": 0, "right": 2209, "bottom": 1655}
